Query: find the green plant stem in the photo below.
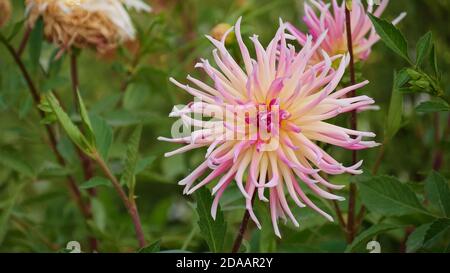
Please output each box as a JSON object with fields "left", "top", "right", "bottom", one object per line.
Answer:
{"left": 231, "top": 209, "right": 251, "bottom": 253}
{"left": 17, "top": 26, "right": 31, "bottom": 57}
{"left": 93, "top": 152, "right": 146, "bottom": 248}
{"left": 345, "top": 4, "right": 358, "bottom": 244}
{"left": 69, "top": 52, "right": 96, "bottom": 193}
{"left": 69, "top": 51, "right": 98, "bottom": 251}
{"left": 0, "top": 34, "right": 92, "bottom": 225}
{"left": 231, "top": 195, "right": 255, "bottom": 253}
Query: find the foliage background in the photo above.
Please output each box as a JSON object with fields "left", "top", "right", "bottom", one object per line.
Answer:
{"left": 0, "top": 0, "right": 449, "bottom": 253}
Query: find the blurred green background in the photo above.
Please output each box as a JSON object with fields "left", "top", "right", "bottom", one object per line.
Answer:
{"left": 0, "top": 0, "right": 449, "bottom": 253}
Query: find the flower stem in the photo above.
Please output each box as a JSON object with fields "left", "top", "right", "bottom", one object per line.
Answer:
{"left": 94, "top": 152, "right": 146, "bottom": 248}
{"left": 17, "top": 26, "right": 31, "bottom": 57}
{"left": 344, "top": 4, "right": 359, "bottom": 244}
{"left": 231, "top": 195, "right": 255, "bottom": 253}
{"left": 0, "top": 33, "right": 93, "bottom": 237}
{"left": 231, "top": 209, "right": 251, "bottom": 253}
{"left": 69, "top": 51, "right": 99, "bottom": 251}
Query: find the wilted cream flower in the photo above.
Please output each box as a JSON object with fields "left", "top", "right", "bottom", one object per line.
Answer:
{"left": 25, "top": 0, "right": 151, "bottom": 53}
{"left": 0, "top": 0, "right": 12, "bottom": 28}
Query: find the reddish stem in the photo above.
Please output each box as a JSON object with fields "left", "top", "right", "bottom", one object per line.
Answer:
{"left": 345, "top": 4, "right": 359, "bottom": 244}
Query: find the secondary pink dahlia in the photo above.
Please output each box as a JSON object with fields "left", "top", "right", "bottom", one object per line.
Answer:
{"left": 287, "top": 0, "right": 406, "bottom": 63}
{"left": 159, "top": 18, "right": 378, "bottom": 237}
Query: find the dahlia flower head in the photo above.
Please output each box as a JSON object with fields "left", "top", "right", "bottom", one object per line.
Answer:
{"left": 160, "top": 18, "right": 379, "bottom": 237}
{"left": 0, "top": 0, "right": 12, "bottom": 28}
{"left": 25, "top": 0, "right": 151, "bottom": 53}
{"left": 287, "top": 0, "right": 406, "bottom": 63}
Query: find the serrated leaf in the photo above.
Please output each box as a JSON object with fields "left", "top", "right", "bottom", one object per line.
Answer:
{"left": 385, "top": 71, "right": 404, "bottom": 141}
{"left": 28, "top": 17, "right": 44, "bottom": 72}
{"left": 195, "top": 187, "right": 227, "bottom": 253}
{"left": 136, "top": 156, "right": 156, "bottom": 174}
{"left": 90, "top": 115, "right": 113, "bottom": 160}
{"left": 121, "top": 125, "right": 142, "bottom": 192}
{"left": 77, "top": 92, "right": 95, "bottom": 146}
{"left": 368, "top": 14, "right": 410, "bottom": 63}
{"left": 415, "top": 32, "right": 432, "bottom": 67}
{"left": 416, "top": 100, "right": 450, "bottom": 113}
{"left": 0, "top": 182, "right": 27, "bottom": 245}
{"left": 46, "top": 93, "right": 93, "bottom": 155}
{"left": 407, "top": 219, "right": 450, "bottom": 252}
{"left": 80, "top": 177, "right": 110, "bottom": 189}
{"left": 138, "top": 240, "right": 161, "bottom": 253}
{"left": 359, "top": 176, "right": 430, "bottom": 216}
{"left": 346, "top": 224, "right": 401, "bottom": 253}
{"left": 430, "top": 44, "right": 439, "bottom": 77}
{"left": 406, "top": 223, "right": 431, "bottom": 253}
{"left": 425, "top": 171, "right": 450, "bottom": 217}
{"left": 0, "top": 148, "right": 35, "bottom": 178}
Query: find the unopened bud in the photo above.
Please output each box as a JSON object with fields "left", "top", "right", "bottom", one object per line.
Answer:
{"left": 412, "top": 79, "right": 430, "bottom": 89}
{"left": 211, "top": 23, "right": 234, "bottom": 45}
{"left": 406, "top": 68, "right": 422, "bottom": 80}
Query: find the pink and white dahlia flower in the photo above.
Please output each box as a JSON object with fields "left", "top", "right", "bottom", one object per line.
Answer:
{"left": 287, "top": 0, "right": 406, "bottom": 63}
{"left": 159, "top": 18, "right": 378, "bottom": 237}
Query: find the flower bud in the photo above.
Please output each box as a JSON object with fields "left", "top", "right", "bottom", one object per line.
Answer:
{"left": 412, "top": 79, "right": 430, "bottom": 89}
{"left": 210, "top": 23, "right": 234, "bottom": 45}
{"left": 405, "top": 68, "right": 422, "bottom": 80}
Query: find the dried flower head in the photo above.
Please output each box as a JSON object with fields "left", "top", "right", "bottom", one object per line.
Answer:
{"left": 25, "top": 0, "right": 151, "bottom": 53}
{"left": 160, "top": 18, "right": 379, "bottom": 237}
{"left": 287, "top": 0, "right": 406, "bottom": 63}
{"left": 0, "top": 0, "right": 12, "bottom": 28}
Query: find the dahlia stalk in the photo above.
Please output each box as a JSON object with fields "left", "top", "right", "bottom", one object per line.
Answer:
{"left": 160, "top": 18, "right": 378, "bottom": 237}
{"left": 25, "top": 0, "right": 151, "bottom": 53}
{"left": 287, "top": 0, "right": 406, "bottom": 63}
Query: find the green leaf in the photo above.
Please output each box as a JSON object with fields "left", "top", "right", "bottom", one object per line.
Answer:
{"left": 0, "top": 183, "right": 27, "bottom": 245}
{"left": 91, "top": 198, "right": 106, "bottom": 231}
{"left": 368, "top": 14, "right": 410, "bottom": 63}
{"left": 121, "top": 125, "right": 142, "bottom": 192}
{"left": 28, "top": 18, "right": 44, "bottom": 72}
{"left": 91, "top": 115, "right": 113, "bottom": 160}
{"left": 425, "top": 171, "right": 450, "bottom": 217}
{"left": 77, "top": 92, "right": 95, "bottom": 146}
{"left": 138, "top": 240, "right": 161, "bottom": 253}
{"left": 0, "top": 148, "right": 35, "bottom": 178}
{"left": 395, "top": 69, "right": 410, "bottom": 88}
{"left": 359, "top": 176, "right": 430, "bottom": 217}
{"left": 255, "top": 203, "right": 277, "bottom": 252}
{"left": 7, "top": 20, "right": 25, "bottom": 41}
{"left": 80, "top": 177, "right": 110, "bottom": 189}
{"left": 195, "top": 187, "right": 227, "bottom": 253}
{"left": 385, "top": 71, "right": 404, "bottom": 141}
{"left": 415, "top": 32, "right": 432, "bottom": 67}
{"left": 136, "top": 156, "right": 156, "bottom": 174}
{"left": 45, "top": 93, "right": 93, "bottom": 155}
{"left": 346, "top": 224, "right": 401, "bottom": 253}
{"left": 407, "top": 219, "right": 450, "bottom": 252}
{"left": 416, "top": 100, "right": 450, "bottom": 113}
{"left": 430, "top": 44, "right": 439, "bottom": 77}
{"left": 406, "top": 223, "right": 431, "bottom": 253}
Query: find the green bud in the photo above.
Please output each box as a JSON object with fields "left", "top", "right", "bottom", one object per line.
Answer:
{"left": 406, "top": 68, "right": 422, "bottom": 80}
{"left": 412, "top": 79, "right": 430, "bottom": 89}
